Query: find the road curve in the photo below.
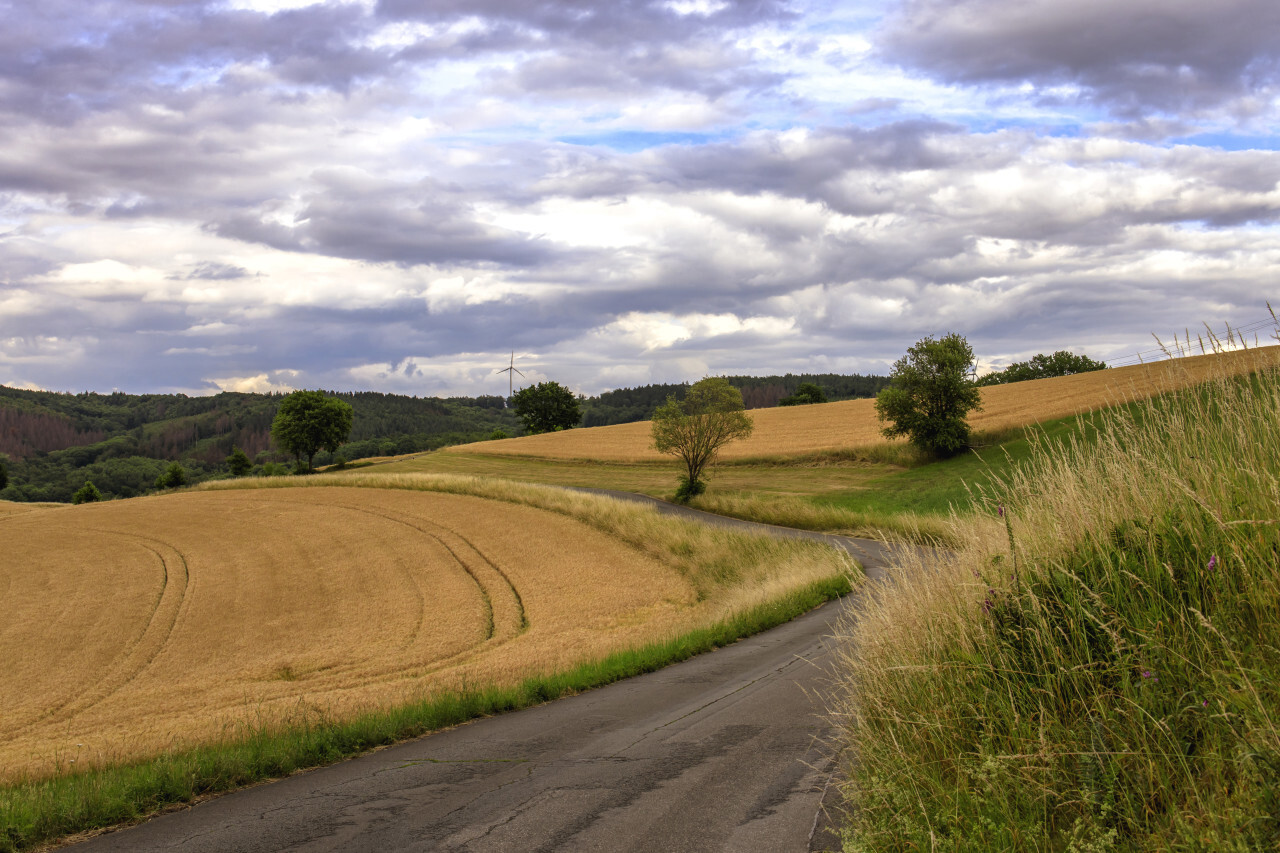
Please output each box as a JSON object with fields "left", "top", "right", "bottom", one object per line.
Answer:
{"left": 67, "top": 494, "right": 911, "bottom": 853}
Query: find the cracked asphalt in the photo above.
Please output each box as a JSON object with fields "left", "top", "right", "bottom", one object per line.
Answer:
{"left": 67, "top": 494, "right": 909, "bottom": 853}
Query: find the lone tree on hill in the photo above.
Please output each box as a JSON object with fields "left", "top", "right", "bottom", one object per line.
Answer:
{"left": 875, "top": 333, "right": 982, "bottom": 458}
{"left": 270, "top": 390, "right": 354, "bottom": 471}
{"left": 511, "top": 381, "right": 581, "bottom": 434}
{"left": 651, "top": 376, "right": 754, "bottom": 503}
{"left": 777, "top": 382, "right": 828, "bottom": 406}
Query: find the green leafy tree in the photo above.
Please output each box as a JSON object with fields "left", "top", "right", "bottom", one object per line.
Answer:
{"left": 777, "top": 382, "right": 828, "bottom": 406}
{"left": 651, "top": 377, "right": 755, "bottom": 503}
{"left": 976, "top": 350, "right": 1107, "bottom": 386}
{"left": 488, "top": 428, "right": 509, "bottom": 440}
{"left": 72, "top": 480, "right": 102, "bottom": 504}
{"left": 226, "top": 447, "right": 253, "bottom": 477}
{"left": 155, "top": 461, "right": 187, "bottom": 490}
{"left": 875, "top": 333, "right": 983, "bottom": 457}
{"left": 511, "top": 381, "right": 581, "bottom": 435}
{"left": 270, "top": 390, "right": 355, "bottom": 471}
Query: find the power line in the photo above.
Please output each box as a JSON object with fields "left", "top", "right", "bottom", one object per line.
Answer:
{"left": 1104, "top": 313, "right": 1279, "bottom": 368}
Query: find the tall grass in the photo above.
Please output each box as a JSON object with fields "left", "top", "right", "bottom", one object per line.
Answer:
{"left": 834, "top": 353, "right": 1280, "bottom": 851}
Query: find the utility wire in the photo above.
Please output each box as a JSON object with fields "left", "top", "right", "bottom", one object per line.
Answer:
{"left": 1104, "top": 313, "right": 1279, "bottom": 368}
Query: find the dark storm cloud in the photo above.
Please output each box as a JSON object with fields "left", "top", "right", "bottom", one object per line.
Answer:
{"left": 877, "top": 0, "right": 1280, "bottom": 117}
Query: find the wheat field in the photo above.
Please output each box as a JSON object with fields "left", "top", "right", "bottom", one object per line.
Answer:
{"left": 2, "top": 483, "right": 841, "bottom": 782}
{"left": 456, "top": 346, "right": 1280, "bottom": 462}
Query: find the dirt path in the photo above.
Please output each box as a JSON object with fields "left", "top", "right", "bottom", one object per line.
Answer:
{"left": 65, "top": 496, "right": 918, "bottom": 853}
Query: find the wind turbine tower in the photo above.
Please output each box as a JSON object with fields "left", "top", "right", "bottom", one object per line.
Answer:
{"left": 495, "top": 351, "right": 525, "bottom": 404}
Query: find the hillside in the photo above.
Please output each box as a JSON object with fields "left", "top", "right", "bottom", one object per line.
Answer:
{"left": 0, "top": 371, "right": 890, "bottom": 503}
{"left": 454, "top": 347, "right": 1280, "bottom": 462}
{"left": 0, "top": 387, "right": 517, "bottom": 503}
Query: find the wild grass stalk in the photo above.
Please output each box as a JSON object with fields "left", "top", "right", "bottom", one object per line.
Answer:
{"left": 834, "top": 350, "right": 1280, "bottom": 851}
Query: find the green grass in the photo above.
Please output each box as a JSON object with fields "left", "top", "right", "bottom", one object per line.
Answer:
{"left": 0, "top": 574, "right": 850, "bottom": 852}
{"left": 835, "top": 364, "right": 1280, "bottom": 851}
{"left": 376, "top": 414, "right": 1109, "bottom": 546}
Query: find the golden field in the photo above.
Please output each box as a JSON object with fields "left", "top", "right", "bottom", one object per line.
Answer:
{"left": 1, "top": 480, "right": 846, "bottom": 781}
{"left": 455, "top": 346, "right": 1280, "bottom": 462}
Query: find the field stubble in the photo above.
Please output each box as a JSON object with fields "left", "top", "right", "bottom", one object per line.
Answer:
{"left": 2, "top": 477, "right": 850, "bottom": 785}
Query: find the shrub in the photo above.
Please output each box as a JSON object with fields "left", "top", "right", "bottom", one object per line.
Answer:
{"left": 777, "top": 382, "right": 828, "bottom": 406}
{"left": 72, "top": 481, "right": 102, "bottom": 504}
{"left": 155, "top": 462, "right": 187, "bottom": 490}
{"left": 225, "top": 447, "right": 253, "bottom": 477}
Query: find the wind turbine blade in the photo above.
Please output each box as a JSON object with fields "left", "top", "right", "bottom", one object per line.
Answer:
{"left": 514, "top": 368, "right": 526, "bottom": 377}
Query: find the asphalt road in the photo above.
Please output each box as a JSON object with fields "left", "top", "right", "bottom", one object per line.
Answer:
{"left": 68, "top": 495, "right": 909, "bottom": 853}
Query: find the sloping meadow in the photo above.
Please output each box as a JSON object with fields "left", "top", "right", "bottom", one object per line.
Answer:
{"left": 834, "top": 352, "right": 1280, "bottom": 849}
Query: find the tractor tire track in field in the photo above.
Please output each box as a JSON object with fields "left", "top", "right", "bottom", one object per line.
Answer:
{"left": 201, "top": 494, "right": 529, "bottom": 698}
{"left": 281, "top": 495, "right": 527, "bottom": 646}
{"left": 1, "top": 531, "right": 190, "bottom": 738}
{"left": 69, "top": 494, "right": 927, "bottom": 853}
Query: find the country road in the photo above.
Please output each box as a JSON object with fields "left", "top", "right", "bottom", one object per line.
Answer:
{"left": 66, "top": 493, "right": 910, "bottom": 853}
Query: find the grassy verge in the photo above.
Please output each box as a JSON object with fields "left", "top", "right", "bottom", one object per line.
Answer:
{"left": 1, "top": 573, "right": 850, "bottom": 853}
{"left": 835, "top": 359, "right": 1280, "bottom": 850}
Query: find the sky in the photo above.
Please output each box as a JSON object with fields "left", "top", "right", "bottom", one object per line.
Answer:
{"left": 2, "top": 0, "right": 1278, "bottom": 397}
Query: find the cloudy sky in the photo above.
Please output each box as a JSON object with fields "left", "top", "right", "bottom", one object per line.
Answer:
{"left": 2, "top": 0, "right": 1278, "bottom": 397}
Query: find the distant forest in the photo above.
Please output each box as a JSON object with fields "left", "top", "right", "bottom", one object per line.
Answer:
{"left": 580, "top": 373, "right": 889, "bottom": 427}
{"left": 0, "top": 372, "right": 887, "bottom": 503}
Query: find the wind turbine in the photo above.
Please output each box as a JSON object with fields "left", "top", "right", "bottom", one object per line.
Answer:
{"left": 495, "top": 351, "right": 525, "bottom": 404}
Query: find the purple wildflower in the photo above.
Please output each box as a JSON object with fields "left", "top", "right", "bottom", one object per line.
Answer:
{"left": 998, "top": 504, "right": 1004, "bottom": 518}
{"left": 1208, "top": 555, "right": 1218, "bottom": 572}
{"left": 1141, "top": 670, "right": 1158, "bottom": 681}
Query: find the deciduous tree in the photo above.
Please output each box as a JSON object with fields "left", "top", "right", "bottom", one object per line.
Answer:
{"left": 270, "top": 391, "right": 355, "bottom": 471}
{"left": 876, "top": 333, "right": 982, "bottom": 457}
{"left": 651, "top": 377, "right": 754, "bottom": 502}
{"left": 511, "top": 382, "right": 581, "bottom": 434}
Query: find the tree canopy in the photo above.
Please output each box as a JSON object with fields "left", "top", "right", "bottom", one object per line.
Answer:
{"left": 651, "top": 377, "right": 754, "bottom": 502}
{"left": 511, "top": 381, "right": 581, "bottom": 434}
{"left": 270, "top": 391, "right": 354, "bottom": 471}
{"left": 976, "top": 351, "right": 1107, "bottom": 386}
{"left": 875, "top": 333, "right": 982, "bottom": 458}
